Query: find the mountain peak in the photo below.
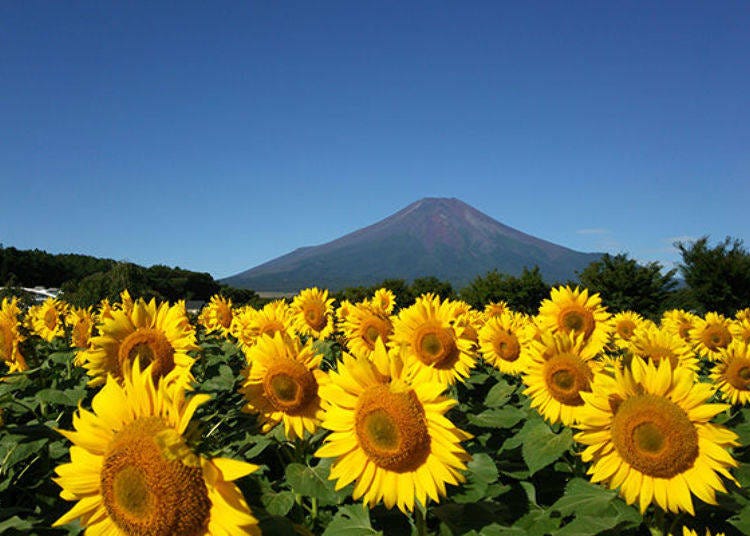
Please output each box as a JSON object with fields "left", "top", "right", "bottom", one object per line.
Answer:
{"left": 222, "top": 198, "right": 601, "bottom": 291}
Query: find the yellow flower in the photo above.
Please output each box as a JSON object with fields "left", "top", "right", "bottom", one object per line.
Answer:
{"left": 67, "top": 306, "right": 96, "bottom": 349}
{"left": 575, "top": 356, "right": 738, "bottom": 514}
{"left": 661, "top": 309, "right": 700, "bottom": 345}
{"left": 523, "top": 332, "right": 601, "bottom": 425}
{"left": 628, "top": 325, "right": 699, "bottom": 372}
{"left": 26, "top": 297, "right": 68, "bottom": 342}
{"left": 609, "top": 311, "right": 645, "bottom": 350}
{"left": 0, "top": 297, "right": 27, "bottom": 373}
{"left": 483, "top": 300, "right": 510, "bottom": 319}
{"left": 369, "top": 288, "right": 396, "bottom": 315}
{"left": 390, "top": 294, "right": 476, "bottom": 386}
{"left": 198, "top": 295, "right": 234, "bottom": 337}
{"left": 315, "top": 342, "right": 471, "bottom": 512}
{"left": 536, "top": 286, "right": 612, "bottom": 355}
{"left": 53, "top": 360, "right": 260, "bottom": 535}
{"left": 691, "top": 312, "right": 733, "bottom": 361}
{"left": 290, "top": 287, "right": 335, "bottom": 339}
{"left": 239, "top": 333, "right": 325, "bottom": 439}
{"left": 339, "top": 301, "right": 394, "bottom": 360}
{"left": 231, "top": 300, "right": 295, "bottom": 355}
{"left": 730, "top": 317, "right": 750, "bottom": 344}
{"left": 79, "top": 298, "right": 198, "bottom": 386}
{"left": 711, "top": 340, "right": 750, "bottom": 405}
{"left": 478, "top": 310, "right": 534, "bottom": 376}
{"left": 682, "top": 527, "right": 724, "bottom": 536}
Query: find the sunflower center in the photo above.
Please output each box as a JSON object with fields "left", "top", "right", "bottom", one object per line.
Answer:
{"left": 415, "top": 325, "right": 459, "bottom": 368}
{"left": 543, "top": 353, "right": 593, "bottom": 406}
{"left": 703, "top": 326, "right": 731, "bottom": 351}
{"left": 258, "top": 320, "right": 285, "bottom": 337}
{"left": 678, "top": 323, "right": 693, "bottom": 342}
{"left": 263, "top": 361, "right": 318, "bottom": 414}
{"left": 611, "top": 394, "right": 699, "bottom": 478}
{"left": 361, "top": 316, "right": 391, "bottom": 350}
{"left": 0, "top": 323, "right": 12, "bottom": 359}
{"left": 216, "top": 305, "right": 232, "bottom": 329}
{"left": 44, "top": 308, "right": 58, "bottom": 331}
{"left": 558, "top": 306, "right": 595, "bottom": 339}
{"left": 72, "top": 321, "right": 91, "bottom": 348}
{"left": 100, "top": 417, "right": 210, "bottom": 536}
{"left": 493, "top": 331, "right": 521, "bottom": 362}
{"left": 304, "top": 306, "right": 327, "bottom": 332}
{"left": 355, "top": 385, "right": 431, "bottom": 472}
{"left": 118, "top": 328, "right": 175, "bottom": 380}
{"left": 726, "top": 357, "right": 750, "bottom": 390}
{"left": 616, "top": 321, "right": 635, "bottom": 339}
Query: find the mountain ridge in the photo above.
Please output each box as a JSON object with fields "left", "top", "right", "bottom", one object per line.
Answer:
{"left": 222, "top": 198, "right": 603, "bottom": 291}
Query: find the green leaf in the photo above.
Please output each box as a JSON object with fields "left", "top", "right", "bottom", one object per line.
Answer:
{"left": 730, "top": 504, "right": 750, "bottom": 534}
{"left": 454, "top": 453, "right": 501, "bottom": 503}
{"left": 513, "top": 419, "right": 573, "bottom": 475}
{"left": 322, "top": 504, "right": 382, "bottom": 536}
{"left": 261, "top": 490, "right": 295, "bottom": 516}
{"left": 285, "top": 461, "right": 342, "bottom": 504}
{"left": 0, "top": 515, "right": 34, "bottom": 532}
{"left": 550, "top": 478, "right": 618, "bottom": 516}
{"left": 201, "top": 364, "right": 236, "bottom": 391}
{"left": 484, "top": 380, "right": 516, "bottom": 408}
{"left": 468, "top": 407, "right": 525, "bottom": 429}
{"left": 36, "top": 388, "right": 86, "bottom": 406}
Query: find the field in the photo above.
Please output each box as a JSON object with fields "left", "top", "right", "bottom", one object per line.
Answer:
{"left": 1, "top": 288, "right": 750, "bottom": 535}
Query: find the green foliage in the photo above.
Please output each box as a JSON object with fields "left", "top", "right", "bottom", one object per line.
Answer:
{"left": 577, "top": 253, "right": 677, "bottom": 318}
{"left": 676, "top": 236, "right": 750, "bottom": 315}
{"left": 460, "top": 267, "right": 550, "bottom": 314}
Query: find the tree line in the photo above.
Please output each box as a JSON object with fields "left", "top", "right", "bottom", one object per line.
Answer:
{"left": 2, "top": 236, "right": 749, "bottom": 317}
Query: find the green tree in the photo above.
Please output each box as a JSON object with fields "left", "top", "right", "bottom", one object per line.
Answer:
{"left": 460, "top": 267, "right": 550, "bottom": 315}
{"left": 577, "top": 253, "right": 677, "bottom": 318}
{"left": 675, "top": 236, "right": 750, "bottom": 316}
{"left": 410, "top": 276, "right": 455, "bottom": 301}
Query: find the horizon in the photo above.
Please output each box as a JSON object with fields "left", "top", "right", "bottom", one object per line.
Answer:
{"left": 2, "top": 2, "right": 748, "bottom": 279}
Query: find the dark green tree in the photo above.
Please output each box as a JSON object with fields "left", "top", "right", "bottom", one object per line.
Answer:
{"left": 675, "top": 236, "right": 750, "bottom": 316}
{"left": 460, "top": 266, "right": 550, "bottom": 315}
{"left": 410, "top": 276, "right": 455, "bottom": 301}
{"left": 577, "top": 253, "right": 677, "bottom": 318}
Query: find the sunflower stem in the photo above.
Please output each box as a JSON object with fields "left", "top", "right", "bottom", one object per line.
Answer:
{"left": 415, "top": 504, "right": 428, "bottom": 536}
{"left": 310, "top": 496, "right": 318, "bottom": 521}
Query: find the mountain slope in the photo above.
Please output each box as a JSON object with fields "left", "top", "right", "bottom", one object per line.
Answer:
{"left": 222, "top": 198, "right": 602, "bottom": 291}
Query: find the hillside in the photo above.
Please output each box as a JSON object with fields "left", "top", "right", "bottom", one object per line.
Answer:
{"left": 222, "top": 198, "right": 602, "bottom": 291}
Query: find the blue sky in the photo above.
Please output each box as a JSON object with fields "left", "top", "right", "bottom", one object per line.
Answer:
{"left": 1, "top": 1, "right": 748, "bottom": 281}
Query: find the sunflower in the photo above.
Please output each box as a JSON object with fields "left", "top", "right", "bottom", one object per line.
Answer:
{"left": 575, "top": 356, "right": 738, "bottom": 514}
{"left": 232, "top": 301, "right": 295, "bottom": 355}
{"left": 79, "top": 298, "right": 198, "bottom": 386}
{"left": 453, "top": 301, "right": 482, "bottom": 344}
{"left": 628, "top": 325, "right": 699, "bottom": 372}
{"left": 691, "top": 312, "right": 733, "bottom": 361}
{"left": 536, "top": 286, "right": 612, "bottom": 355}
{"left": 53, "top": 360, "right": 260, "bottom": 535}
{"left": 523, "top": 331, "right": 601, "bottom": 425}
{"left": 198, "top": 295, "right": 234, "bottom": 337}
{"left": 67, "top": 306, "right": 96, "bottom": 349}
{"left": 369, "top": 288, "right": 396, "bottom": 315}
{"left": 710, "top": 341, "right": 750, "bottom": 405}
{"left": 478, "top": 310, "right": 534, "bottom": 376}
{"left": 315, "top": 343, "right": 471, "bottom": 512}
{"left": 609, "top": 311, "right": 645, "bottom": 350}
{"left": 390, "top": 294, "right": 476, "bottom": 386}
{"left": 0, "top": 297, "right": 27, "bottom": 373}
{"left": 661, "top": 309, "right": 700, "bottom": 345}
{"left": 735, "top": 308, "right": 750, "bottom": 323}
{"left": 683, "top": 527, "right": 724, "bottom": 536}
{"left": 483, "top": 300, "right": 510, "bottom": 319}
{"left": 730, "top": 317, "right": 750, "bottom": 344}
{"left": 290, "top": 287, "right": 335, "bottom": 339}
{"left": 26, "top": 297, "right": 68, "bottom": 342}
{"left": 340, "top": 302, "right": 394, "bottom": 360}
{"left": 239, "top": 333, "right": 325, "bottom": 439}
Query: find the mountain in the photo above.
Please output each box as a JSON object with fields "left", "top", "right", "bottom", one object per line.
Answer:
{"left": 222, "top": 197, "right": 603, "bottom": 291}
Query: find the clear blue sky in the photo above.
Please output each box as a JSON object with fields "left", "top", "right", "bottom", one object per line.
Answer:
{"left": 2, "top": 1, "right": 748, "bottom": 281}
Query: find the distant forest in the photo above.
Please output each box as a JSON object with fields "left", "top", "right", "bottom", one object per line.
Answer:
{"left": 2, "top": 236, "right": 749, "bottom": 318}
{"left": 0, "top": 245, "right": 260, "bottom": 307}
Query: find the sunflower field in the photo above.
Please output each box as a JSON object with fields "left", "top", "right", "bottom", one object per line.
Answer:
{"left": 2, "top": 287, "right": 750, "bottom": 536}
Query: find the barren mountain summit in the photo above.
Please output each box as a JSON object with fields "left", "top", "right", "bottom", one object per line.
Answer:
{"left": 222, "top": 198, "right": 601, "bottom": 291}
